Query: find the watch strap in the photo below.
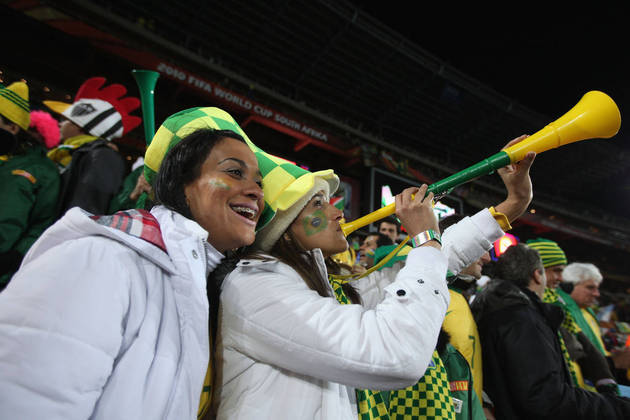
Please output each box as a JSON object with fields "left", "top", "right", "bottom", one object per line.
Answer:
{"left": 411, "top": 229, "right": 441, "bottom": 247}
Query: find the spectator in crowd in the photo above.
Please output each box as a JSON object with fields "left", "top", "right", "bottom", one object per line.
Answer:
{"left": 28, "top": 110, "right": 60, "bottom": 150}
{"left": 437, "top": 328, "right": 486, "bottom": 420}
{"left": 440, "top": 214, "right": 492, "bottom": 416}
{"left": 355, "top": 231, "right": 393, "bottom": 270}
{"left": 0, "top": 107, "right": 265, "bottom": 419}
{"left": 0, "top": 82, "right": 60, "bottom": 288}
{"left": 373, "top": 215, "right": 418, "bottom": 273}
{"left": 378, "top": 215, "right": 401, "bottom": 243}
{"left": 565, "top": 263, "right": 607, "bottom": 353}
{"left": 563, "top": 263, "right": 630, "bottom": 375}
{"left": 44, "top": 76, "right": 141, "bottom": 216}
{"left": 526, "top": 237, "right": 566, "bottom": 288}
{"left": 471, "top": 243, "right": 630, "bottom": 419}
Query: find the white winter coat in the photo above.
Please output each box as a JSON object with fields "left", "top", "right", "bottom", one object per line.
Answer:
{"left": 215, "top": 209, "right": 503, "bottom": 419}
{"left": 0, "top": 205, "right": 222, "bottom": 420}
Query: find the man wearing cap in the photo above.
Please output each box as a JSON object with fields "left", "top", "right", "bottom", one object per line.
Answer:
{"left": 526, "top": 237, "right": 567, "bottom": 289}
{"left": 44, "top": 77, "right": 141, "bottom": 215}
{"left": 0, "top": 81, "right": 60, "bottom": 288}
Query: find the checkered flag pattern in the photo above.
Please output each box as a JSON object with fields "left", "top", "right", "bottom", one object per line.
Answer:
{"left": 330, "top": 278, "right": 391, "bottom": 419}
{"left": 543, "top": 288, "right": 581, "bottom": 334}
{"left": 388, "top": 351, "right": 455, "bottom": 420}
{"left": 543, "top": 288, "right": 581, "bottom": 386}
{"left": 357, "top": 389, "right": 391, "bottom": 420}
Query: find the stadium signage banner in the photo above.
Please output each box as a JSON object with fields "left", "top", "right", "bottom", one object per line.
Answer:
{"left": 156, "top": 61, "right": 329, "bottom": 142}
{"left": 14, "top": 0, "right": 353, "bottom": 155}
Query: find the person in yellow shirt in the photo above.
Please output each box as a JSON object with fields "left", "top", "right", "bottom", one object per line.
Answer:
{"left": 439, "top": 214, "right": 490, "bottom": 411}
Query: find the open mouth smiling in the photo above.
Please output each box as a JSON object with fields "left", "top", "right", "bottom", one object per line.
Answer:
{"left": 230, "top": 205, "right": 258, "bottom": 222}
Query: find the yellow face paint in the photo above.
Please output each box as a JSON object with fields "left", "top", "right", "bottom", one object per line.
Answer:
{"left": 208, "top": 178, "right": 231, "bottom": 190}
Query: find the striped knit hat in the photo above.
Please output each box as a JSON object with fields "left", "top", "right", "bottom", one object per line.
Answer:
{"left": 0, "top": 82, "right": 30, "bottom": 130}
{"left": 44, "top": 77, "right": 141, "bottom": 141}
{"left": 526, "top": 238, "right": 568, "bottom": 268}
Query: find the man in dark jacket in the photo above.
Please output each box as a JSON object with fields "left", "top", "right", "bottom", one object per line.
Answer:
{"left": 471, "top": 243, "right": 630, "bottom": 419}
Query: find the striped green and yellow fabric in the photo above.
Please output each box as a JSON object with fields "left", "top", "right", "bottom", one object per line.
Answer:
{"left": 0, "top": 82, "right": 30, "bottom": 130}
{"left": 544, "top": 287, "right": 582, "bottom": 387}
{"left": 526, "top": 238, "right": 568, "bottom": 268}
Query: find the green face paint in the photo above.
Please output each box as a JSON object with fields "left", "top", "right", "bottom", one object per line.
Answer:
{"left": 303, "top": 209, "right": 328, "bottom": 236}
{"left": 209, "top": 179, "right": 231, "bottom": 190}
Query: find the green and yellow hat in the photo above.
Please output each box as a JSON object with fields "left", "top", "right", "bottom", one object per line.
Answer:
{"left": 224, "top": 109, "right": 338, "bottom": 244}
{"left": 145, "top": 106, "right": 314, "bottom": 232}
{"left": 0, "top": 82, "right": 30, "bottom": 131}
{"left": 526, "top": 238, "right": 568, "bottom": 268}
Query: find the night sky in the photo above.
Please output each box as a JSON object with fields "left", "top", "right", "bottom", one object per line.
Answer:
{"left": 357, "top": 4, "right": 629, "bottom": 119}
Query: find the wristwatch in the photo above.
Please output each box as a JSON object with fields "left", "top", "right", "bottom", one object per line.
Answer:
{"left": 411, "top": 229, "right": 442, "bottom": 247}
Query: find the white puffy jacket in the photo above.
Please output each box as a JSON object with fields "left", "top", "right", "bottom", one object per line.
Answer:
{"left": 0, "top": 205, "right": 222, "bottom": 420}
{"left": 215, "top": 209, "right": 503, "bottom": 419}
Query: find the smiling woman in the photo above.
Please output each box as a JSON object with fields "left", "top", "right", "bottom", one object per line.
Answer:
{"left": 0, "top": 107, "right": 266, "bottom": 420}
{"left": 154, "top": 129, "right": 263, "bottom": 253}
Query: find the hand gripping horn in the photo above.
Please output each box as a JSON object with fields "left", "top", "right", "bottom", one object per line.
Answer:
{"left": 340, "top": 91, "right": 621, "bottom": 236}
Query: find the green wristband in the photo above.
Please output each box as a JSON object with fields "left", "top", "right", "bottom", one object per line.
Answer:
{"left": 411, "top": 230, "right": 442, "bottom": 247}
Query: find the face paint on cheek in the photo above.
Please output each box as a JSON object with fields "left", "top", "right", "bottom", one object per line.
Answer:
{"left": 303, "top": 209, "right": 328, "bottom": 236}
{"left": 208, "top": 178, "right": 231, "bottom": 190}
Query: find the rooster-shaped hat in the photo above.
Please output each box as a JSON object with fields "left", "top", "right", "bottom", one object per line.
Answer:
{"left": 44, "top": 77, "right": 141, "bottom": 141}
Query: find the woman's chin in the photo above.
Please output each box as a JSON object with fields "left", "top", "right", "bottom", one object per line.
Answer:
{"left": 222, "top": 228, "right": 257, "bottom": 251}
{"left": 240, "top": 229, "right": 257, "bottom": 247}
{"left": 323, "top": 241, "right": 349, "bottom": 258}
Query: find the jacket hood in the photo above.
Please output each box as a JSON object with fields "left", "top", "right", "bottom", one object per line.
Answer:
{"left": 23, "top": 207, "right": 176, "bottom": 275}
{"left": 471, "top": 278, "right": 531, "bottom": 325}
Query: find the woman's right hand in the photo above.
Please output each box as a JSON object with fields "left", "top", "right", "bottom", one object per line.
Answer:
{"left": 395, "top": 185, "right": 440, "bottom": 248}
